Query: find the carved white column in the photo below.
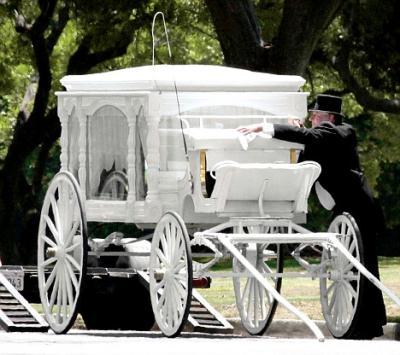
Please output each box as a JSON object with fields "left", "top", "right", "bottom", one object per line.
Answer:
{"left": 58, "top": 98, "right": 69, "bottom": 172}
{"left": 126, "top": 97, "right": 139, "bottom": 204}
{"left": 145, "top": 109, "right": 161, "bottom": 218}
{"left": 77, "top": 97, "right": 87, "bottom": 200}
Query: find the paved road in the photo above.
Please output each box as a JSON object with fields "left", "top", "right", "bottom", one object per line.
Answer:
{"left": 0, "top": 330, "right": 399, "bottom": 355}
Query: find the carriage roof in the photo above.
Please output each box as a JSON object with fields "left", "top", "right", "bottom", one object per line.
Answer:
{"left": 60, "top": 64, "right": 305, "bottom": 92}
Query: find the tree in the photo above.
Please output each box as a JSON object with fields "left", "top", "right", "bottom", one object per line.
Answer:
{"left": 0, "top": 0, "right": 399, "bottom": 263}
{"left": 0, "top": 0, "right": 157, "bottom": 263}
{"left": 0, "top": 0, "right": 219, "bottom": 263}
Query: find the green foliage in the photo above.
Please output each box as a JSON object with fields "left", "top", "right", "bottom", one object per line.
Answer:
{"left": 0, "top": 0, "right": 399, "bottom": 243}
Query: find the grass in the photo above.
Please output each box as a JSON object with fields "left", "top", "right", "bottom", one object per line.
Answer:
{"left": 197, "top": 256, "right": 400, "bottom": 323}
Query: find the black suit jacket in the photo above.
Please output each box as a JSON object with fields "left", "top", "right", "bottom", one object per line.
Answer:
{"left": 273, "top": 121, "right": 376, "bottom": 220}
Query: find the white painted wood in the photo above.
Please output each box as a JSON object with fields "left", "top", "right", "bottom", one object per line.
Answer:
{"left": 77, "top": 97, "right": 87, "bottom": 200}
{"left": 60, "top": 65, "right": 305, "bottom": 92}
{"left": 37, "top": 171, "right": 86, "bottom": 334}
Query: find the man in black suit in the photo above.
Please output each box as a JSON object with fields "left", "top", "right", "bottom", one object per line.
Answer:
{"left": 238, "top": 94, "right": 386, "bottom": 339}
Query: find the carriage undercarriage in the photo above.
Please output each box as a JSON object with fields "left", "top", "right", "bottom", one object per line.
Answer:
{"left": 37, "top": 170, "right": 400, "bottom": 340}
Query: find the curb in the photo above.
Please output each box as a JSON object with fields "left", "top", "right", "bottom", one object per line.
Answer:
{"left": 226, "top": 318, "right": 400, "bottom": 340}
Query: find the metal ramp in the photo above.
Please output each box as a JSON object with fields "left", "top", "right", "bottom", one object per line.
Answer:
{"left": 137, "top": 271, "right": 233, "bottom": 334}
{"left": 0, "top": 271, "right": 48, "bottom": 332}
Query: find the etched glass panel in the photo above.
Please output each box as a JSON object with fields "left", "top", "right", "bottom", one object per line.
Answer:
{"left": 88, "top": 105, "right": 128, "bottom": 200}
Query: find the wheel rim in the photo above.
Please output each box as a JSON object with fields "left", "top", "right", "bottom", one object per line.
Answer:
{"left": 37, "top": 172, "right": 87, "bottom": 334}
{"left": 232, "top": 225, "right": 282, "bottom": 335}
{"left": 320, "top": 214, "right": 361, "bottom": 338}
{"left": 149, "top": 212, "right": 192, "bottom": 337}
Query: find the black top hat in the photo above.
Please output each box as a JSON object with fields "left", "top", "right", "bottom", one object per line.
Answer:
{"left": 309, "top": 94, "right": 343, "bottom": 117}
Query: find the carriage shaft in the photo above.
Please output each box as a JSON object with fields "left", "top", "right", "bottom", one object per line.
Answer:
{"left": 216, "top": 234, "right": 325, "bottom": 342}
{"left": 203, "top": 232, "right": 337, "bottom": 244}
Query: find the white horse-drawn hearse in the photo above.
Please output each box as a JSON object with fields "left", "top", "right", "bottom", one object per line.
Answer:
{"left": 37, "top": 63, "right": 400, "bottom": 339}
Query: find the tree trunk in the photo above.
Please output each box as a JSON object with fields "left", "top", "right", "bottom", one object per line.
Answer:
{"left": 205, "top": 0, "right": 344, "bottom": 75}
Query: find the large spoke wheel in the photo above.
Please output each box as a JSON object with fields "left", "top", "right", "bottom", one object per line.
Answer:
{"left": 37, "top": 171, "right": 87, "bottom": 334}
{"left": 149, "top": 211, "right": 192, "bottom": 337}
{"left": 320, "top": 212, "right": 364, "bottom": 338}
{"left": 232, "top": 225, "right": 283, "bottom": 335}
{"left": 99, "top": 171, "right": 128, "bottom": 200}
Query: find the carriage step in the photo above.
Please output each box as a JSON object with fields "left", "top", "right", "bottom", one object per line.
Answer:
{"left": 0, "top": 272, "right": 49, "bottom": 332}
{"left": 136, "top": 271, "right": 233, "bottom": 334}
{"left": 188, "top": 290, "right": 233, "bottom": 334}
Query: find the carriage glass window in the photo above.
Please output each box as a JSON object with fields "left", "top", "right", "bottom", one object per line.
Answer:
{"left": 88, "top": 105, "right": 129, "bottom": 200}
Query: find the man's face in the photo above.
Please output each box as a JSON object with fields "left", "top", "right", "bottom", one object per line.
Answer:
{"left": 309, "top": 111, "right": 331, "bottom": 127}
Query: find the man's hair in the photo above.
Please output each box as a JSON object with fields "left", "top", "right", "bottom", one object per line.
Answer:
{"left": 332, "top": 113, "right": 343, "bottom": 125}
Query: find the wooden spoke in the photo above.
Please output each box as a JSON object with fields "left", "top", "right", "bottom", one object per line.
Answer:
{"left": 41, "top": 256, "right": 57, "bottom": 268}
{"left": 44, "top": 215, "right": 61, "bottom": 245}
{"left": 40, "top": 234, "right": 57, "bottom": 249}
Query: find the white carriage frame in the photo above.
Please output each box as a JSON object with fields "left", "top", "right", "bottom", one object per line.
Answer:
{"left": 39, "top": 64, "right": 400, "bottom": 339}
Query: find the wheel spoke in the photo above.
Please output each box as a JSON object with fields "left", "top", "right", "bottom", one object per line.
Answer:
{"left": 160, "top": 232, "right": 169, "bottom": 261}
{"left": 156, "top": 248, "right": 168, "bottom": 266}
{"left": 172, "top": 282, "right": 184, "bottom": 316}
{"left": 173, "top": 261, "right": 186, "bottom": 274}
{"left": 49, "top": 273, "right": 60, "bottom": 312}
{"left": 327, "top": 281, "right": 335, "bottom": 296}
{"left": 49, "top": 194, "right": 62, "bottom": 238}
{"left": 66, "top": 253, "right": 81, "bottom": 271}
{"left": 56, "top": 273, "right": 63, "bottom": 323}
{"left": 173, "top": 279, "right": 187, "bottom": 299}
{"left": 65, "top": 240, "right": 82, "bottom": 253}
{"left": 253, "top": 281, "right": 259, "bottom": 324}
{"left": 155, "top": 278, "right": 166, "bottom": 292}
{"left": 44, "top": 264, "right": 58, "bottom": 293}
{"left": 44, "top": 216, "right": 61, "bottom": 245}
{"left": 157, "top": 289, "right": 167, "bottom": 312}
{"left": 172, "top": 232, "right": 184, "bottom": 266}
{"left": 63, "top": 265, "right": 74, "bottom": 316}
{"left": 64, "top": 221, "right": 80, "bottom": 249}
{"left": 60, "top": 265, "right": 68, "bottom": 321}
{"left": 257, "top": 280, "right": 266, "bottom": 317}
{"left": 245, "top": 279, "right": 254, "bottom": 317}
{"left": 41, "top": 256, "right": 57, "bottom": 268}
{"left": 241, "top": 278, "right": 252, "bottom": 307}
{"left": 348, "top": 239, "right": 356, "bottom": 255}
{"left": 328, "top": 284, "right": 338, "bottom": 313}
{"left": 40, "top": 234, "right": 57, "bottom": 249}
{"left": 64, "top": 257, "right": 79, "bottom": 292}
{"left": 332, "top": 290, "right": 339, "bottom": 326}
{"left": 343, "top": 280, "right": 357, "bottom": 300}
{"left": 174, "top": 273, "right": 187, "bottom": 283}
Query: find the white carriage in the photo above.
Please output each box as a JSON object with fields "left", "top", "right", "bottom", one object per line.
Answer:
{"left": 37, "top": 64, "right": 400, "bottom": 338}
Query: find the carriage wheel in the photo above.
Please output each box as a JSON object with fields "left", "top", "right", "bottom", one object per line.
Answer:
{"left": 37, "top": 171, "right": 87, "bottom": 334}
{"left": 99, "top": 171, "right": 128, "bottom": 200}
{"left": 149, "top": 211, "right": 193, "bottom": 337}
{"left": 320, "top": 212, "right": 364, "bottom": 338}
{"left": 232, "top": 225, "right": 283, "bottom": 335}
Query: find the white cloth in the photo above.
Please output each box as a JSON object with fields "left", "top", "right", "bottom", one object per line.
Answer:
{"left": 237, "top": 128, "right": 273, "bottom": 151}
{"left": 263, "top": 122, "right": 275, "bottom": 136}
{"left": 315, "top": 181, "right": 336, "bottom": 210}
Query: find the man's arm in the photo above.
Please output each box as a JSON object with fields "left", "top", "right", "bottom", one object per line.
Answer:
{"left": 273, "top": 122, "right": 336, "bottom": 145}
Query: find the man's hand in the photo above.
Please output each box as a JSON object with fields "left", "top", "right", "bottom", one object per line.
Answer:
{"left": 237, "top": 123, "right": 263, "bottom": 135}
{"left": 288, "top": 118, "right": 303, "bottom": 128}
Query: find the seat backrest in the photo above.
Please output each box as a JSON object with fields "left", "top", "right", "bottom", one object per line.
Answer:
{"left": 210, "top": 161, "right": 321, "bottom": 214}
